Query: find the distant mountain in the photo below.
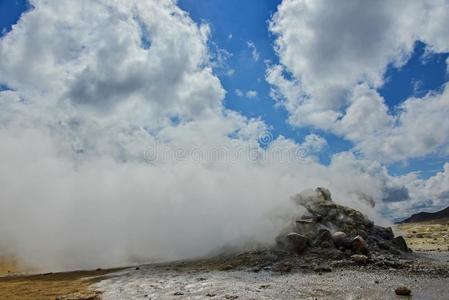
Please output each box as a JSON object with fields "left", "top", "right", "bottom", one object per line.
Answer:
{"left": 400, "top": 205, "right": 449, "bottom": 223}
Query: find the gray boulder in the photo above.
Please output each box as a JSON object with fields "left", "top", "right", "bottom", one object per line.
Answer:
{"left": 284, "top": 232, "right": 309, "bottom": 253}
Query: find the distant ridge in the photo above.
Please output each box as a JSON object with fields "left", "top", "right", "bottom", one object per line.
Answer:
{"left": 400, "top": 205, "right": 449, "bottom": 223}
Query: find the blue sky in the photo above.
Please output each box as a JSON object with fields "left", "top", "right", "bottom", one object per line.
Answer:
{"left": 1, "top": 0, "right": 448, "bottom": 180}
{"left": 178, "top": 0, "right": 449, "bottom": 179}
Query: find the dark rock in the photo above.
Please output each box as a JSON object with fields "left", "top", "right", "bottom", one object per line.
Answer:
{"left": 330, "top": 259, "right": 353, "bottom": 268}
{"left": 285, "top": 232, "right": 309, "bottom": 253}
{"left": 351, "top": 254, "right": 368, "bottom": 264}
{"left": 332, "top": 231, "right": 347, "bottom": 246}
{"left": 352, "top": 235, "right": 368, "bottom": 255}
{"left": 313, "top": 265, "right": 332, "bottom": 273}
{"left": 373, "top": 225, "right": 394, "bottom": 240}
{"left": 357, "top": 229, "right": 368, "bottom": 240}
{"left": 220, "top": 265, "right": 233, "bottom": 271}
{"left": 322, "top": 248, "right": 345, "bottom": 260}
{"left": 273, "top": 262, "right": 292, "bottom": 273}
{"left": 377, "top": 240, "right": 390, "bottom": 250}
{"left": 295, "top": 219, "right": 317, "bottom": 237}
{"left": 282, "top": 187, "right": 411, "bottom": 267}
{"left": 395, "top": 286, "right": 411, "bottom": 296}
{"left": 392, "top": 236, "right": 410, "bottom": 252}
{"left": 314, "top": 229, "right": 335, "bottom": 248}
{"left": 390, "top": 248, "right": 401, "bottom": 255}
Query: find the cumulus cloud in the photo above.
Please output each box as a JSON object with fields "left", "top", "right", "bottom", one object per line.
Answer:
{"left": 0, "top": 0, "right": 222, "bottom": 121}
{"left": 267, "top": 0, "right": 449, "bottom": 162}
{"left": 385, "top": 163, "right": 449, "bottom": 217}
{"left": 298, "top": 134, "right": 327, "bottom": 154}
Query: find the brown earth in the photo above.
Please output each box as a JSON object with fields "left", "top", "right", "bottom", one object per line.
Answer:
{"left": 0, "top": 258, "right": 121, "bottom": 300}
{"left": 397, "top": 218, "right": 449, "bottom": 251}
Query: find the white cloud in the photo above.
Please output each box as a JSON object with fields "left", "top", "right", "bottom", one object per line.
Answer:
{"left": 235, "top": 89, "right": 257, "bottom": 99}
{"left": 246, "top": 90, "right": 258, "bottom": 98}
{"left": 247, "top": 40, "right": 260, "bottom": 62}
{"left": 386, "top": 163, "right": 449, "bottom": 218}
{"left": 268, "top": 0, "right": 449, "bottom": 162}
{"left": 300, "top": 134, "right": 327, "bottom": 153}
{"left": 0, "top": 0, "right": 222, "bottom": 120}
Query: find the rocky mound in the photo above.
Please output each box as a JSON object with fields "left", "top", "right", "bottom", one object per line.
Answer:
{"left": 172, "top": 188, "right": 448, "bottom": 276}
{"left": 273, "top": 187, "right": 411, "bottom": 269}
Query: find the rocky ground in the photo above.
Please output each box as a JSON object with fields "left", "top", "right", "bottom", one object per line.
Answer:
{"left": 96, "top": 253, "right": 449, "bottom": 300}
{"left": 1, "top": 187, "right": 449, "bottom": 299}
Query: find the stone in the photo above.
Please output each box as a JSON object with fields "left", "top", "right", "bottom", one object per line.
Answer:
{"left": 390, "top": 248, "right": 401, "bottom": 255}
{"left": 377, "top": 240, "right": 390, "bottom": 250}
{"left": 373, "top": 226, "right": 394, "bottom": 240}
{"left": 357, "top": 230, "right": 368, "bottom": 240}
{"left": 331, "top": 259, "right": 353, "bottom": 268}
{"left": 285, "top": 232, "right": 309, "bottom": 253}
{"left": 287, "top": 187, "right": 412, "bottom": 261}
{"left": 352, "top": 235, "right": 369, "bottom": 254}
{"left": 274, "top": 262, "right": 292, "bottom": 273}
{"left": 220, "top": 265, "right": 233, "bottom": 271}
{"left": 314, "top": 229, "right": 335, "bottom": 248}
{"left": 392, "top": 236, "right": 410, "bottom": 252}
{"left": 332, "top": 231, "right": 347, "bottom": 246}
{"left": 313, "top": 265, "right": 332, "bottom": 273}
{"left": 316, "top": 187, "right": 332, "bottom": 201}
{"left": 351, "top": 254, "right": 368, "bottom": 264}
{"left": 395, "top": 286, "right": 411, "bottom": 296}
{"left": 295, "top": 219, "right": 316, "bottom": 236}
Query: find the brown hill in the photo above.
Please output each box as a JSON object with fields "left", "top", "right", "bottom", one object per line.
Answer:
{"left": 400, "top": 205, "right": 449, "bottom": 223}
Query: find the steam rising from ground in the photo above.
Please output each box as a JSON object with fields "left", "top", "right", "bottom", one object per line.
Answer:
{"left": 0, "top": 0, "right": 447, "bottom": 272}
{"left": 0, "top": 128, "right": 392, "bottom": 271}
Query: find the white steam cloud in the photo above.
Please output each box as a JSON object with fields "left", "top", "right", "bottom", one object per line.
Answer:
{"left": 0, "top": 0, "right": 447, "bottom": 272}
{"left": 0, "top": 128, "right": 393, "bottom": 271}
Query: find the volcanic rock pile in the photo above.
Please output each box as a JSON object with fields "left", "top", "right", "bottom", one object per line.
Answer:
{"left": 276, "top": 187, "right": 411, "bottom": 266}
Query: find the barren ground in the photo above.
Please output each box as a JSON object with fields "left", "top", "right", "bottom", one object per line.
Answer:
{"left": 1, "top": 220, "right": 448, "bottom": 300}
{"left": 398, "top": 218, "right": 449, "bottom": 251}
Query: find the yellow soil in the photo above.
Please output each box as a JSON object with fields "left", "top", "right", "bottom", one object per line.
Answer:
{"left": 0, "top": 258, "right": 121, "bottom": 300}
{"left": 0, "top": 257, "right": 19, "bottom": 275}
{"left": 397, "top": 219, "right": 449, "bottom": 252}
